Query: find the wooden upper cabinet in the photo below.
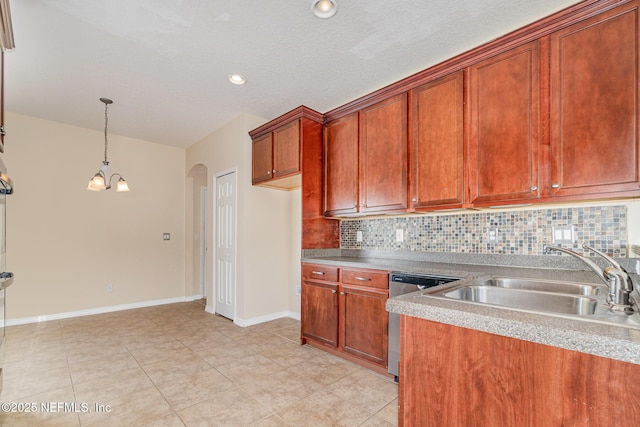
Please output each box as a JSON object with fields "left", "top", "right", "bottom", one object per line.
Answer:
{"left": 273, "top": 120, "right": 301, "bottom": 178}
{"left": 324, "top": 112, "right": 359, "bottom": 216}
{"left": 549, "top": 1, "right": 640, "bottom": 198}
{"left": 251, "top": 133, "right": 273, "bottom": 184}
{"left": 409, "top": 71, "right": 464, "bottom": 210}
{"left": 251, "top": 121, "right": 300, "bottom": 188}
{"left": 359, "top": 93, "right": 408, "bottom": 214}
{"left": 468, "top": 41, "right": 540, "bottom": 206}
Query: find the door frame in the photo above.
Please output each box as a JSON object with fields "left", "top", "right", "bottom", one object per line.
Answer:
{"left": 200, "top": 185, "right": 208, "bottom": 299}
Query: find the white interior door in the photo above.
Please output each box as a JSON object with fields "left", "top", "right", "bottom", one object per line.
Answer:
{"left": 215, "top": 171, "right": 236, "bottom": 319}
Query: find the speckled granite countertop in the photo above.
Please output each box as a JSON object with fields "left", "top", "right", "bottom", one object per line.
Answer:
{"left": 302, "top": 254, "right": 640, "bottom": 365}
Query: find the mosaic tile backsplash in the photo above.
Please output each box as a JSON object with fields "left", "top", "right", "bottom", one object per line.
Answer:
{"left": 340, "top": 205, "right": 627, "bottom": 257}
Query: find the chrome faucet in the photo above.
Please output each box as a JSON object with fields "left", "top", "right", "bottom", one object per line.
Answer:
{"left": 544, "top": 244, "right": 635, "bottom": 312}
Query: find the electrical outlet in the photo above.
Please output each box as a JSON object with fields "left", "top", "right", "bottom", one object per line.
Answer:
{"left": 487, "top": 228, "right": 499, "bottom": 243}
{"left": 396, "top": 229, "right": 404, "bottom": 242}
{"left": 552, "top": 226, "right": 574, "bottom": 244}
{"left": 107, "top": 283, "right": 113, "bottom": 292}
{"left": 356, "top": 231, "right": 363, "bottom": 242}
{"left": 295, "top": 286, "right": 301, "bottom": 296}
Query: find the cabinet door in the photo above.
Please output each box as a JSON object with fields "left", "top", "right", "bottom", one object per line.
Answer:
{"left": 410, "top": 71, "right": 464, "bottom": 210}
{"left": 301, "top": 280, "right": 338, "bottom": 347}
{"left": 252, "top": 133, "right": 273, "bottom": 184}
{"left": 324, "top": 113, "right": 359, "bottom": 216}
{"left": 549, "top": 3, "right": 640, "bottom": 197}
{"left": 468, "top": 41, "right": 540, "bottom": 205}
{"left": 339, "top": 284, "right": 388, "bottom": 367}
{"left": 273, "top": 120, "right": 300, "bottom": 178}
{"left": 360, "top": 94, "right": 408, "bottom": 213}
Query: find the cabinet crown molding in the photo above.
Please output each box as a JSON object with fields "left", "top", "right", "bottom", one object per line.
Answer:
{"left": 249, "top": 105, "right": 323, "bottom": 139}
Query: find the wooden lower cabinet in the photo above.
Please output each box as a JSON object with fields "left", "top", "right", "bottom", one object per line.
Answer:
{"left": 399, "top": 316, "right": 640, "bottom": 427}
{"left": 301, "top": 263, "right": 390, "bottom": 374}
{"left": 339, "top": 284, "right": 388, "bottom": 366}
{"left": 301, "top": 280, "right": 338, "bottom": 347}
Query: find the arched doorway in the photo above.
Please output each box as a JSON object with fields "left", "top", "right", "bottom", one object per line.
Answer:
{"left": 186, "top": 164, "right": 208, "bottom": 304}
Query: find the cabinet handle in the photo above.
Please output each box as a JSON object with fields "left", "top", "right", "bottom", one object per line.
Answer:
{"left": 551, "top": 183, "right": 560, "bottom": 189}
{"left": 530, "top": 185, "right": 538, "bottom": 191}
{"left": 0, "top": 126, "right": 5, "bottom": 137}
{"left": 412, "top": 198, "right": 418, "bottom": 203}
{"left": 331, "top": 290, "right": 336, "bottom": 294}
{"left": 311, "top": 271, "right": 325, "bottom": 275}
{"left": 340, "top": 291, "right": 345, "bottom": 295}
{"left": 273, "top": 169, "right": 277, "bottom": 174}
{"left": 354, "top": 276, "right": 371, "bottom": 281}
{"left": 267, "top": 171, "right": 271, "bottom": 175}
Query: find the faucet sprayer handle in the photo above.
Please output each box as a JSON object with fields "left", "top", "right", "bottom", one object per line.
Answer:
{"left": 581, "top": 244, "right": 624, "bottom": 271}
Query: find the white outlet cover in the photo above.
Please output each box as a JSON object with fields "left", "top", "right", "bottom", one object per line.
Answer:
{"left": 396, "top": 229, "right": 404, "bottom": 242}
{"left": 356, "top": 231, "right": 363, "bottom": 242}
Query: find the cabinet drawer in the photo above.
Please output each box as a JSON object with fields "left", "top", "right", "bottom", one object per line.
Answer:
{"left": 302, "top": 264, "right": 339, "bottom": 282}
{"left": 340, "top": 269, "right": 389, "bottom": 290}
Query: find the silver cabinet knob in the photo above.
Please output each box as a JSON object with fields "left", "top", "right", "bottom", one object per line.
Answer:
{"left": 273, "top": 169, "right": 276, "bottom": 174}
{"left": 340, "top": 291, "right": 345, "bottom": 295}
{"left": 530, "top": 186, "right": 538, "bottom": 191}
{"left": 551, "top": 183, "right": 560, "bottom": 189}
{"left": 412, "top": 198, "right": 418, "bottom": 203}
{"left": 267, "top": 171, "right": 271, "bottom": 175}
{"left": 331, "top": 290, "right": 336, "bottom": 294}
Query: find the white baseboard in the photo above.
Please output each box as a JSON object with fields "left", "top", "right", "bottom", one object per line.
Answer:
{"left": 234, "top": 310, "right": 300, "bottom": 327}
{"left": 7, "top": 299, "right": 301, "bottom": 328}
{"left": 5, "top": 296, "right": 189, "bottom": 326}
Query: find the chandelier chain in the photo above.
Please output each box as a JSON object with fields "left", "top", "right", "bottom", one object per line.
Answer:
{"left": 104, "top": 102, "right": 109, "bottom": 163}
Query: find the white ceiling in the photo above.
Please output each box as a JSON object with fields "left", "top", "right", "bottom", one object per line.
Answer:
{"left": 5, "top": 0, "right": 581, "bottom": 149}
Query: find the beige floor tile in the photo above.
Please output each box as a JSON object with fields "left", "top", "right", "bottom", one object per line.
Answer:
{"left": 291, "top": 352, "right": 363, "bottom": 386}
{"left": 359, "top": 416, "right": 396, "bottom": 426}
{"left": 327, "top": 369, "right": 398, "bottom": 413}
{"left": 250, "top": 414, "right": 291, "bottom": 426}
{"left": 180, "top": 333, "right": 235, "bottom": 353}
{"left": 141, "top": 353, "right": 213, "bottom": 387}
{"left": 195, "top": 340, "right": 258, "bottom": 367}
{"left": 0, "top": 302, "right": 399, "bottom": 426}
{"left": 2, "top": 359, "right": 73, "bottom": 401}
{"left": 270, "top": 325, "right": 301, "bottom": 343}
{"left": 129, "top": 340, "right": 194, "bottom": 365}
{"left": 240, "top": 369, "right": 322, "bottom": 412}
{"left": 259, "top": 341, "right": 317, "bottom": 368}
{"left": 376, "top": 398, "right": 399, "bottom": 426}
{"left": 78, "top": 386, "right": 174, "bottom": 427}
{"left": 69, "top": 351, "right": 141, "bottom": 384}
{"left": 141, "top": 413, "right": 187, "bottom": 426}
{"left": 277, "top": 390, "right": 373, "bottom": 427}
{"left": 0, "top": 386, "right": 81, "bottom": 427}
{"left": 73, "top": 366, "right": 156, "bottom": 404}
{"left": 156, "top": 368, "right": 236, "bottom": 410}
{"left": 215, "top": 353, "right": 286, "bottom": 385}
{"left": 176, "top": 388, "right": 271, "bottom": 426}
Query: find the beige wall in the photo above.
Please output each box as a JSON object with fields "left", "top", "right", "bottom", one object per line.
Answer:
{"left": 3, "top": 112, "right": 186, "bottom": 321}
{"left": 185, "top": 114, "right": 301, "bottom": 325}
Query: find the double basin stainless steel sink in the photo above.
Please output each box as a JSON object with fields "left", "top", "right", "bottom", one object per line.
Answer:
{"left": 423, "top": 276, "right": 640, "bottom": 328}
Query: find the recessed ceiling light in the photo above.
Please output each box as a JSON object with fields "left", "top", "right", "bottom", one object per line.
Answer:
{"left": 228, "top": 74, "right": 246, "bottom": 85}
{"left": 311, "top": 0, "right": 338, "bottom": 19}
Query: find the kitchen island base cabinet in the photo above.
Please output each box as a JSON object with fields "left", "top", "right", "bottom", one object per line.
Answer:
{"left": 399, "top": 316, "right": 640, "bottom": 427}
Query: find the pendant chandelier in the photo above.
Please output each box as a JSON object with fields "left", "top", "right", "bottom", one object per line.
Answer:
{"left": 87, "top": 98, "right": 130, "bottom": 192}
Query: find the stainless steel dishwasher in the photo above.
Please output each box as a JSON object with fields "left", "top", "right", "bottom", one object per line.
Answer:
{"left": 388, "top": 271, "right": 461, "bottom": 381}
